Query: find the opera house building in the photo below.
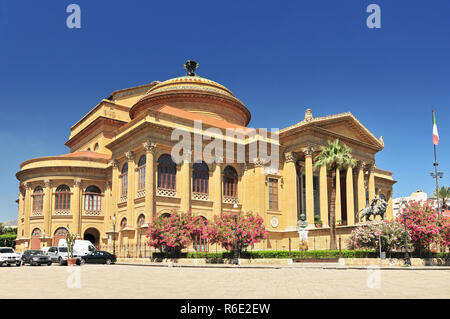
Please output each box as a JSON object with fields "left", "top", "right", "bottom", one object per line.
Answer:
{"left": 15, "top": 62, "right": 396, "bottom": 254}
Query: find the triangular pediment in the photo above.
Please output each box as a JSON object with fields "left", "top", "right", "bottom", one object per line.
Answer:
{"left": 314, "top": 117, "right": 380, "bottom": 146}
{"left": 281, "top": 111, "right": 384, "bottom": 150}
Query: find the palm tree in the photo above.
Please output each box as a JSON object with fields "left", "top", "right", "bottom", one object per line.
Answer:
{"left": 314, "top": 139, "right": 356, "bottom": 249}
{"left": 433, "top": 186, "right": 450, "bottom": 210}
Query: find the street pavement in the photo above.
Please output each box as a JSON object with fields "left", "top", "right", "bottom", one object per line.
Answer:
{"left": 0, "top": 264, "right": 449, "bottom": 299}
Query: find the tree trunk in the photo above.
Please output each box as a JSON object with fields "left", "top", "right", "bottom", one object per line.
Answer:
{"left": 329, "top": 168, "right": 337, "bottom": 250}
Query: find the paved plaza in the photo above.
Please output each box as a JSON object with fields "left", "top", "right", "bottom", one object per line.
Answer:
{"left": 1, "top": 264, "right": 449, "bottom": 299}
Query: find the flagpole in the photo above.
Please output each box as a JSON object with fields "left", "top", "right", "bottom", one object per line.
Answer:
{"left": 432, "top": 109, "right": 440, "bottom": 217}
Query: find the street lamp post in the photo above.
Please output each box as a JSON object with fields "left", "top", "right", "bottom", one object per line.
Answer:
{"left": 233, "top": 203, "right": 239, "bottom": 265}
{"left": 400, "top": 200, "right": 411, "bottom": 265}
{"left": 112, "top": 213, "right": 117, "bottom": 256}
{"left": 430, "top": 171, "right": 444, "bottom": 217}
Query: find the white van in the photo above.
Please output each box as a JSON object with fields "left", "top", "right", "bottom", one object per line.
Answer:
{"left": 58, "top": 239, "right": 97, "bottom": 257}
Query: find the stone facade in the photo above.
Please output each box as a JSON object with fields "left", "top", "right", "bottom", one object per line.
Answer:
{"left": 15, "top": 66, "right": 396, "bottom": 253}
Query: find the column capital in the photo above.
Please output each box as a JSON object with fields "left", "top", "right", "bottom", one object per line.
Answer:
{"left": 252, "top": 157, "right": 268, "bottom": 167}
{"left": 74, "top": 178, "right": 82, "bottom": 188}
{"left": 109, "top": 159, "right": 119, "bottom": 168}
{"left": 143, "top": 140, "right": 157, "bottom": 154}
{"left": 356, "top": 160, "right": 366, "bottom": 170}
{"left": 302, "top": 146, "right": 315, "bottom": 158}
{"left": 24, "top": 182, "right": 31, "bottom": 190}
{"left": 105, "top": 181, "right": 111, "bottom": 190}
{"left": 43, "top": 179, "right": 52, "bottom": 188}
{"left": 284, "top": 152, "right": 297, "bottom": 163}
{"left": 366, "top": 162, "right": 376, "bottom": 172}
{"left": 125, "top": 151, "right": 135, "bottom": 161}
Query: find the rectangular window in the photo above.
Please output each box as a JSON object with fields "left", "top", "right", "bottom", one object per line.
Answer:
{"left": 121, "top": 173, "right": 128, "bottom": 196}
{"left": 268, "top": 178, "right": 278, "bottom": 210}
{"left": 137, "top": 166, "right": 145, "bottom": 191}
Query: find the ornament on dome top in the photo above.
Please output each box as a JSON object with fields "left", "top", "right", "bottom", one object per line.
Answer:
{"left": 304, "top": 109, "right": 313, "bottom": 122}
{"left": 184, "top": 60, "right": 199, "bottom": 76}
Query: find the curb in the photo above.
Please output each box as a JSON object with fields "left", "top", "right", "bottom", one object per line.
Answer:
{"left": 116, "top": 262, "right": 450, "bottom": 270}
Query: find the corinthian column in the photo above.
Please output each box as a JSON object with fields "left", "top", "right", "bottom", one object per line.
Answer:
{"left": 319, "top": 164, "right": 328, "bottom": 226}
{"left": 143, "top": 140, "right": 156, "bottom": 219}
{"left": 346, "top": 166, "right": 355, "bottom": 225}
{"left": 24, "top": 182, "right": 31, "bottom": 238}
{"left": 356, "top": 161, "right": 366, "bottom": 215}
{"left": 368, "top": 162, "right": 376, "bottom": 204}
{"left": 73, "top": 178, "right": 82, "bottom": 237}
{"left": 180, "top": 151, "right": 191, "bottom": 212}
{"left": 43, "top": 179, "right": 52, "bottom": 237}
{"left": 284, "top": 152, "right": 298, "bottom": 227}
{"left": 303, "top": 146, "right": 315, "bottom": 226}
{"left": 212, "top": 156, "right": 223, "bottom": 216}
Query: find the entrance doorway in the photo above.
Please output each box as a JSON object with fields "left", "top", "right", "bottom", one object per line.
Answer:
{"left": 31, "top": 228, "right": 41, "bottom": 249}
{"left": 53, "top": 227, "right": 68, "bottom": 246}
{"left": 83, "top": 228, "right": 100, "bottom": 248}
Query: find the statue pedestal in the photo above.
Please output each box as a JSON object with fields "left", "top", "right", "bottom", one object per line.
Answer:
{"left": 297, "top": 220, "right": 309, "bottom": 251}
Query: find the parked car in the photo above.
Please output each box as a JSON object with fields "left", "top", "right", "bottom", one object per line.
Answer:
{"left": 21, "top": 250, "right": 52, "bottom": 266}
{"left": 58, "top": 239, "right": 97, "bottom": 257}
{"left": 80, "top": 251, "right": 116, "bottom": 265}
{"left": 0, "top": 247, "right": 22, "bottom": 267}
{"left": 47, "top": 246, "right": 80, "bottom": 266}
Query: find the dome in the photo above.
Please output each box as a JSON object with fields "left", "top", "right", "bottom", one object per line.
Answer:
{"left": 129, "top": 62, "right": 251, "bottom": 126}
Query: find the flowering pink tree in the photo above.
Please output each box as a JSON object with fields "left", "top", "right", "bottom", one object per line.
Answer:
{"left": 146, "top": 211, "right": 208, "bottom": 256}
{"left": 396, "top": 200, "right": 441, "bottom": 253}
{"left": 438, "top": 216, "right": 450, "bottom": 248}
{"left": 347, "top": 220, "right": 406, "bottom": 255}
{"left": 207, "top": 212, "right": 268, "bottom": 255}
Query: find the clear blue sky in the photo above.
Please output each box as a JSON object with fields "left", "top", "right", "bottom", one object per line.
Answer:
{"left": 0, "top": 0, "right": 449, "bottom": 221}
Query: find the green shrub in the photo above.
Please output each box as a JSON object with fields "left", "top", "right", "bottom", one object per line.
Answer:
{"left": 150, "top": 249, "right": 450, "bottom": 259}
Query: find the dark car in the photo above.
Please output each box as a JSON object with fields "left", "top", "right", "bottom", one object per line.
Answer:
{"left": 21, "top": 250, "right": 52, "bottom": 266}
{"left": 80, "top": 251, "right": 116, "bottom": 265}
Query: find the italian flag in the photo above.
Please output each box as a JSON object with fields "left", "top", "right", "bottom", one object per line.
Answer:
{"left": 433, "top": 111, "right": 439, "bottom": 145}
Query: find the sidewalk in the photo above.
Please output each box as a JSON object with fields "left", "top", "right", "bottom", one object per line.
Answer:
{"left": 116, "top": 260, "right": 450, "bottom": 270}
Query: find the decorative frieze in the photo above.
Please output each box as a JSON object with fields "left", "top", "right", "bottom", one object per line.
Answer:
{"left": 192, "top": 192, "right": 209, "bottom": 201}
{"left": 223, "top": 196, "right": 239, "bottom": 205}
{"left": 137, "top": 189, "right": 145, "bottom": 199}
{"left": 120, "top": 196, "right": 128, "bottom": 203}
{"left": 54, "top": 209, "right": 71, "bottom": 216}
{"left": 84, "top": 210, "right": 101, "bottom": 216}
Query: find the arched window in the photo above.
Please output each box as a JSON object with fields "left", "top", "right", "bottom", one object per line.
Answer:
{"left": 32, "top": 228, "right": 41, "bottom": 237}
{"left": 157, "top": 154, "right": 176, "bottom": 190}
{"left": 137, "top": 155, "right": 146, "bottom": 191}
{"left": 84, "top": 185, "right": 102, "bottom": 212}
{"left": 120, "top": 217, "right": 127, "bottom": 230}
{"left": 223, "top": 166, "right": 238, "bottom": 197}
{"left": 55, "top": 185, "right": 71, "bottom": 211}
{"left": 32, "top": 186, "right": 44, "bottom": 214}
{"left": 193, "top": 162, "right": 209, "bottom": 194}
{"left": 380, "top": 193, "right": 386, "bottom": 201}
{"left": 121, "top": 163, "right": 128, "bottom": 197}
{"left": 137, "top": 214, "right": 146, "bottom": 227}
